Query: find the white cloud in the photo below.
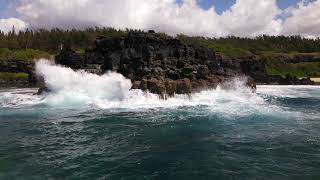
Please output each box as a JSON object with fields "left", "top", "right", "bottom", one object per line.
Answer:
{"left": 221, "top": 0, "right": 282, "bottom": 36}
{"left": 0, "top": 17, "right": 27, "bottom": 33}
{"left": 0, "top": 0, "right": 316, "bottom": 37}
{"left": 281, "top": 0, "right": 320, "bottom": 38}
{"left": 14, "top": 0, "right": 283, "bottom": 37}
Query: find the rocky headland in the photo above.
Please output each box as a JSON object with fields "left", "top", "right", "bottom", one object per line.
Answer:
{"left": 54, "top": 31, "right": 315, "bottom": 95}
{"left": 0, "top": 31, "right": 317, "bottom": 94}
{"left": 55, "top": 31, "right": 258, "bottom": 95}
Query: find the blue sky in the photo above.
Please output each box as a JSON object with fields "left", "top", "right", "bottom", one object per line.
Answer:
{"left": 176, "top": 0, "right": 301, "bottom": 14}
{"left": 0, "top": 0, "right": 16, "bottom": 18}
{"left": 0, "top": 0, "right": 303, "bottom": 18}
{"left": 1, "top": 0, "right": 319, "bottom": 37}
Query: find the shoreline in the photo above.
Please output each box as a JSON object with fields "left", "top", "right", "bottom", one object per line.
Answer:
{"left": 311, "top": 78, "right": 320, "bottom": 83}
{"left": 1, "top": 84, "right": 319, "bottom": 93}
{"left": 256, "top": 83, "right": 320, "bottom": 86}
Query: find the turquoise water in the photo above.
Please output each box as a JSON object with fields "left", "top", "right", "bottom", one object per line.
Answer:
{"left": 0, "top": 85, "right": 320, "bottom": 180}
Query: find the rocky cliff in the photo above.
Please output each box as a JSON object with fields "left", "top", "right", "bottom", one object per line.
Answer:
{"left": 55, "top": 31, "right": 316, "bottom": 95}
{"left": 2, "top": 31, "right": 314, "bottom": 92}
{"left": 56, "top": 31, "right": 260, "bottom": 95}
{"left": 0, "top": 60, "right": 38, "bottom": 88}
{"left": 236, "top": 56, "right": 315, "bottom": 85}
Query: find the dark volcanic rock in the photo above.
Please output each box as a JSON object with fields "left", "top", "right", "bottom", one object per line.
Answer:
{"left": 35, "top": 85, "right": 50, "bottom": 95}
{"left": 54, "top": 31, "right": 314, "bottom": 95}
{"left": 238, "top": 56, "right": 315, "bottom": 85}
{"left": 279, "top": 74, "right": 315, "bottom": 85}
{"left": 240, "top": 57, "right": 269, "bottom": 83}
{"left": 80, "top": 31, "right": 236, "bottom": 94}
{"left": 55, "top": 46, "right": 84, "bottom": 69}
{"left": 0, "top": 59, "right": 39, "bottom": 87}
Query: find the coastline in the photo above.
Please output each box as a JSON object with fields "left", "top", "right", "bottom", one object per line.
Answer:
{"left": 2, "top": 83, "right": 319, "bottom": 95}
{"left": 311, "top": 77, "right": 320, "bottom": 83}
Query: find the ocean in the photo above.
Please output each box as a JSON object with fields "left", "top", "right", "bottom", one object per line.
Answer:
{"left": 0, "top": 60, "right": 320, "bottom": 179}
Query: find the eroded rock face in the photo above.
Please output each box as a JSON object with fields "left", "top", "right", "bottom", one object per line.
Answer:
{"left": 55, "top": 31, "right": 237, "bottom": 95}
{"left": 279, "top": 75, "right": 315, "bottom": 85}
{"left": 0, "top": 60, "right": 38, "bottom": 87}
{"left": 53, "top": 31, "right": 314, "bottom": 95}
{"left": 238, "top": 56, "right": 316, "bottom": 85}
{"left": 55, "top": 47, "right": 84, "bottom": 69}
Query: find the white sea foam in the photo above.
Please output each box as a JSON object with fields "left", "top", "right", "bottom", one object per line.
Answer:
{"left": 0, "top": 88, "right": 42, "bottom": 107}
{"left": 0, "top": 59, "right": 319, "bottom": 120}
{"left": 35, "top": 60, "right": 132, "bottom": 106}
{"left": 33, "top": 60, "right": 261, "bottom": 111}
{"left": 257, "top": 85, "right": 320, "bottom": 99}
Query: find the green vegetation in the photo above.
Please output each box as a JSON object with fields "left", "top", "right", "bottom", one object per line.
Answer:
{"left": 177, "top": 34, "right": 320, "bottom": 77}
{"left": 0, "top": 27, "right": 319, "bottom": 77}
{"left": 206, "top": 43, "right": 252, "bottom": 58}
{"left": 1, "top": 27, "right": 319, "bottom": 57}
{"left": 259, "top": 52, "right": 320, "bottom": 77}
{"left": 0, "top": 48, "right": 52, "bottom": 61}
{"left": 177, "top": 35, "right": 252, "bottom": 57}
{"left": 266, "top": 62, "right": 320, "bottom": 77}
{"left": 176, "top": 34, "right": 320, "bottom": 57}
{"left": 0, "top": 27, "right": 126, "bottom": 53}
{"left": 75, "top": 48, "right": 85, "bottom": 55}
{"left": 0, "top": 72, "right": 29, "bottom": 79}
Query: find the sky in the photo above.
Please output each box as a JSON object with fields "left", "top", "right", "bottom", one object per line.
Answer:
{"left": 0, "top": 0, "right": 319, "bottom": 37}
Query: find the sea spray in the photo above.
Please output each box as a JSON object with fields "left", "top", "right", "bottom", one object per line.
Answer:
{"left": 35, "top": 59, "right": 132, "bottom": 106}
{"left": 3, "top": 59, "right": 317, "bottom": 120}
{"left": 33, "top": 60, "right": 260, "bottom": 109}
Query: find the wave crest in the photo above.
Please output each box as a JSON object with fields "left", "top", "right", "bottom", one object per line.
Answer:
{"left": 35, "top": 60, "right": 132, "bottom": 106}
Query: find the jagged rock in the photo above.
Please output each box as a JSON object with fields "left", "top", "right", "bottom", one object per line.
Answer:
{"left": 240, "top": 58, "right": 268, "bottom": 83}
{"left": 279, "top": 74, "right": 315, "bottom": 85}
{"left": 56, "top": 31, "right": 316, "bottom": 95}
{"left": 176, "top": 78, "right": 192, "bottom": 94}
{"left": 55, "top": 47, "right": 84, "bottom": 69}
{"left": 35, "top": 85, "right": 50, "bottom": 95}
{"left": 197, "top": 65, "right": 210, "bottom": 79}
{"left": 0, "top": 59, "right": 40, "bottom": 87}
{"left": 131, "top": 81, "right": 141, "bottom": 89}
{"left": 140, "top": 78, "right": 166, "bottom": 95}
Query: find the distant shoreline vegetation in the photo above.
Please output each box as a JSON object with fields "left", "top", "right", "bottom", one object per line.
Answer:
{"left": 0, "top": 27, "right": 320, "bottom": 77}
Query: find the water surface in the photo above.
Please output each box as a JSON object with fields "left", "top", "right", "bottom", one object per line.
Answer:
{"left": 0, "top": 85, "right": 319, "bottom": 180}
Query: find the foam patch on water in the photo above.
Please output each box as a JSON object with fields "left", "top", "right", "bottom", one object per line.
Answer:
{"left": 34, "top": 60, "right": 261, "bottom": 111}
{"left": 0, "top": 60, "right": 319, "bottom": 120}
{"left": 0, "top": 88, "right": 42, "bottom": 107}
{"left": 257, "top": 85, "right": 320, "bottom": 99}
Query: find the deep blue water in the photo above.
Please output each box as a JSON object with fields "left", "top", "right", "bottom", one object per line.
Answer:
{"left": 0, "top": 86, "right": 320, "bottom": 180}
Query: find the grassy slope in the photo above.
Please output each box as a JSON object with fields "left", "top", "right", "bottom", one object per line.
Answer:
{"left": 0, "top": 72, "right": 29, "bottom": 80}
{"left": 177, "top": 36, "right": 320, "bottom": 77}
{"left": 0, "top": 39, "right": 319, "bottom": 78}
{"left": 0, "top": 48, "right": 52, "bottom": 82}
{"left": 204, "top": 43, "right": 320, "bottom": 77}
{"left": 202, "top": 43, "right": 320, "bottom": 77}
{"left": 266, "top": 62, "right": 320, "bottom": 77}
{"left": 0, "top": 48, "right": 53, "bottom": 61}
{"left": 259, "top": 51, "right": 320, "bottom": 77}
{"left": 205, "top": 43, "right": 252, "bottom": 58}
{"left": 177, "top": 35, "right": 253, "bottom": 58}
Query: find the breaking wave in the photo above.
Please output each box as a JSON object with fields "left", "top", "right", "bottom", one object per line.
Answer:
{"left": 0, "top": 59, "right": 319, "bottom": 120}
{"left": 35, "top": 60, "right": 132, "bottom": 106}
{"left": 32, "top": 60, "right": 260, "bottom": 110}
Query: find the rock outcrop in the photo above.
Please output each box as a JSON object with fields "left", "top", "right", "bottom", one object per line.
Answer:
{"left": 55, "top": 47, "right": 84, "bottom": 69}
{"left": 237, "top": 56, "right": 316, "bottom": 85}
{"left": 51, "top": 31, "right": 316, "bottom": 95}
{"left": 0, "top": 32, "right": 316, "bottom": 91}
{"left": 55, "top": 31, "right": 258, "bottom": 95}
{"left": 0, "top": 60, "right": 38, "bottom": 87}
